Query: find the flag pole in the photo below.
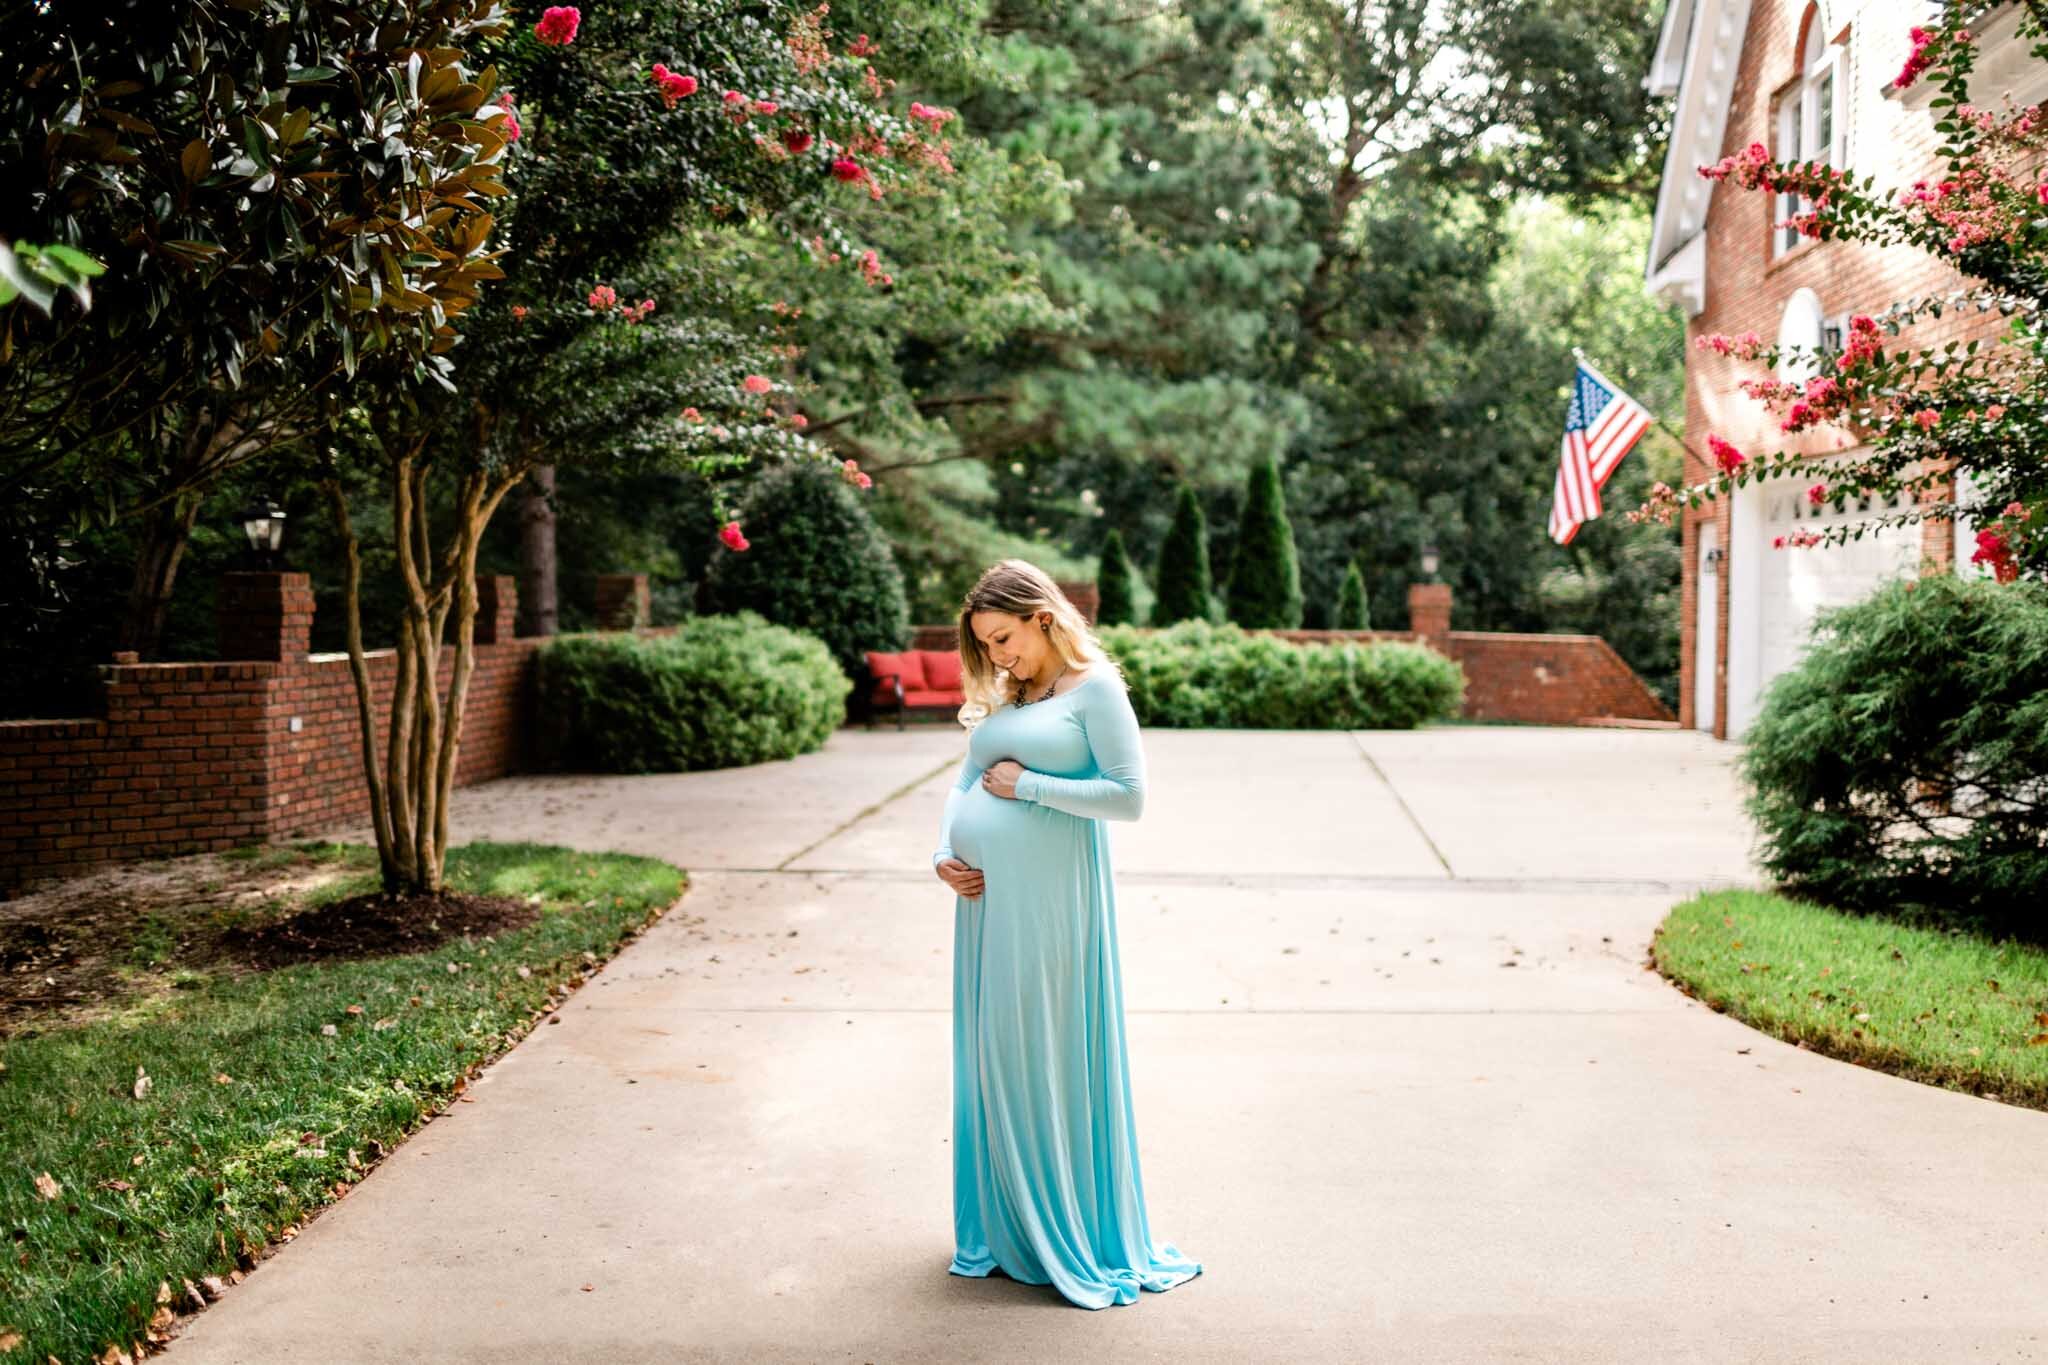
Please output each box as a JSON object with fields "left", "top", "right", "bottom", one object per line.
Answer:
{"left": 1572, "top": 345, "right": 1712, "bottom": 474}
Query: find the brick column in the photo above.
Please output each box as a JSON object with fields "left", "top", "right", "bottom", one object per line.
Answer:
{"left": 217, "top": 571, "right": 313, "bottom": 664}
{"left": 1057, "top": 580, "right": 1101, "bottom": 625}
{"left": 1407, "top": 582, "right": 1452, "bottom": 645}
{"left": 476, "top": 575, "right": 519, "bottom": 643}
{"left": 594, "top": 573, "right": 650, "bottom": 630}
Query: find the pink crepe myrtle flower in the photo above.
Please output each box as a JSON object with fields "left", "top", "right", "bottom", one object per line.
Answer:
{"left": 720, "top": 521, "right": 751, "bottom": 553}
{"left": 1895, "top": 26, "right": 1938, "bottom": 89}
{"left": 534, "top": 6, "right": 580, "bottom": 45}
{"left": 1806, "top": 482, "right": 1829, "bottom": 506}
{"left": 1707, "top": 435, "right": 1746, "bottom": 475}
{"left": 752, "top": 99, "right": 779, "bottom": 115}
{"left": 742, "top": 374, "right": 773, "bottom": 394}
{"left": 587, "top": 284, "right": 618, "bottom": 310}
{"left": 1972, "top": 528, "right": 2018, "bottom": 581}
{"left": 1985, "top": 403, "right": 2008, "bottom": 420}
{"left": 2003, "top": 500, "right": 2032, "bottom": 521}
{"left": 1913, "top": 408, "right": 1941, "bottom": 430}
{"left": 652, "top": 65, "right": 699, "bottom": 107}
{"left": 782, "top": 128, "right": 814, "bottom": 154}
{"left": 723, "top": 90, "right": 746, "bottom": 105}
{"left": 790, "top": 413, "right": 808, "bottom": 430}
{"left": 682, "top": 407, "right": 702, "bottom": 423}
{"left": 503, "top": 105, "right": 522, "bottom": 142}
{"left": 511, "top": 305, "right": 529, "bottom": 323}
{"left": 847, "top": 33, "right": 877, "bottom": 57}
{"left": 1781, "top": 402, "right": 1816, "bottom": 432}
{"left": 831, "top": 157, "right": 866, "bottom": 182}
{"left": 855, "top": 471, "right": 873, "bottom": 490}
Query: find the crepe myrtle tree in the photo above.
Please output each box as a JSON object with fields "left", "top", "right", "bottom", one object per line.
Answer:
{"left": 0, "top": 0, "right": 516, "bottom": 653}
{"left": 321, "top": 1, "right": 956, "bottom": 894}
{"left": 1635, "top": 8, "right": 2048, "bottom": 580}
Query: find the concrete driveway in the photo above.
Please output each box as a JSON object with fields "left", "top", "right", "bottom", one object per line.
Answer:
{"left": 169, "top": 727, "right": 2048, "bottom": 1363}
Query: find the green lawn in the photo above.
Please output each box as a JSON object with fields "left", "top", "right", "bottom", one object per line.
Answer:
{"left": 1653, "top": 889, "right": 2048, "bottom": 1109}
{"left": 0, "top": 841, "right": 684, "bottom": 1364}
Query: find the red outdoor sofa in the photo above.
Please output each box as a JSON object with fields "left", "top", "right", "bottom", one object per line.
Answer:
{"left": 860, "top": 648, "right": 965, "bottom": 729}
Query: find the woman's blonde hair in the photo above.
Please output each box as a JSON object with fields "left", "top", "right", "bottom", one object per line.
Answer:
{"left": 957, "top": 559, "right": 1116, "bottom": 718}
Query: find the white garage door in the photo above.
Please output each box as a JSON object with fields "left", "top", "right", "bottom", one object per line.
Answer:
{"left": 1757, "top": 481, "right": 1923, "bottom": 689}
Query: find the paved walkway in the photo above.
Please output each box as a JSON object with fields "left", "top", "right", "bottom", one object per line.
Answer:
{"left": 171, "top": 728, "right": 2048, "bottom": 1363}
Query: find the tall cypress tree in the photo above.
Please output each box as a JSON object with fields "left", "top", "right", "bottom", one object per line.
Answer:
{"left": 1154, "top": 485, "right": 1214, "bottom": 624}
{"left": 1226, "top": 458, "right": 1303, "bottom": 628}
{"left": 1334, "top": 561, "right": 1371, "bottom": 630}
{"left": 1096, "top": 528, "right": 1139, "bottom": 626}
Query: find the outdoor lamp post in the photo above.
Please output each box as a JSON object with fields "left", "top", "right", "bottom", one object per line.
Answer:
{"left": 1420, "top": 542, "right": 1440, "bottom": 583}
{"left": 237, "top": 495, "right": 288, "bottom": 568}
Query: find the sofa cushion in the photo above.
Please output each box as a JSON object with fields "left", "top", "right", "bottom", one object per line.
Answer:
{"left": 903, "top": 689, "right": 964, "bottom": 708}
{"left": 920, "top": 650, "right": 963, "bottom": 691}
{"left": 865, "top": 650, "right": 925, "bottom": 690}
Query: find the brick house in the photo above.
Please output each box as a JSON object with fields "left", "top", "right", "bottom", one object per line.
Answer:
{"left": 1643, "top": 0, "right": 2041, "bottom": 737}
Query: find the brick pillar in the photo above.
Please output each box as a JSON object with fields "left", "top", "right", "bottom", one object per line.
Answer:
{"left": 476, "top": 575, "right": 519, "bottom": 643}
{"left": 594, "top": 574, "right": 650, "bottom": 630}
{"left": 217, "top": 571, "right": 313, "bottom": 664}
{"left": 1407, "top": 582, "right": 1452, "bottom": 645}
{"left": 1057, "top": 580, "right": 1101, "bottom": 625}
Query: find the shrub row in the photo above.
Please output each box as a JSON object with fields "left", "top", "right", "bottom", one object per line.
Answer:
{"left": 1098, "top": 621, "right": 1464, "bottom": 729}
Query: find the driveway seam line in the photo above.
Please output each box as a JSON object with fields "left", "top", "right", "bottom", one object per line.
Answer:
{"left": 773, "top": 752, "right": 963, "bottom": 871}
{"left": 1349, "top": 731, "right": 1455, "bottom": 877}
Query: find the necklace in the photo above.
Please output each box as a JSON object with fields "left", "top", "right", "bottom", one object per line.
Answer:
{"left": 1019, "top": 662, "right": 1067, "bottom": 706}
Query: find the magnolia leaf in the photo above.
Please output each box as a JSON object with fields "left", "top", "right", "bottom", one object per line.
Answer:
{"left": 180, "top": 138, "right": 211, "bottom": 184}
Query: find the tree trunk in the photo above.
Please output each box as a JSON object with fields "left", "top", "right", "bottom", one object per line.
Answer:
{"left": 117, "top": 494, "right": 203, "bottom": 658}
{"left": 330, "top": 451, "right": 523, "bottom": 896}
{"left": 519, "top": 463, "right": 558, "bottom": 637}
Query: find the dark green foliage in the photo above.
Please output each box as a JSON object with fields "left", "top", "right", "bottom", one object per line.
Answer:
{"left": 1225, "top": 458, "right": 1302, "bottom": 628}
{"left": 1741, "top": 577, "right": 2048, "bottom": 938}
{"left": 1096, "top": 529, "right": 1139, "bottom": 626}
{"left": 1100, "top": 622, "right": 1463, "bottom": 729}
{"left": 1154, "top": 486, "right": 1215, "bottom": 625}
{"left": 536, "top": 614, "right": 849, "bottom": 773}
{"left": 704, "top": 461, "right": 909, "bottom": 675}
{"left": 1334, "top": 561, "right": 1371, "bottom": 630}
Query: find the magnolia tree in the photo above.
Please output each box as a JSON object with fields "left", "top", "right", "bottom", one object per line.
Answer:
{"left": 324, "top": 1, "right": 960, "bottom": 893}
{"left": 1634, "top": 8, "right": 2048, "bottom": 581}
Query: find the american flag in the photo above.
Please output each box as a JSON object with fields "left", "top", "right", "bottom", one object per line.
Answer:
{"left": 1549, "top": 356, "right": 1653, "bottom": 545}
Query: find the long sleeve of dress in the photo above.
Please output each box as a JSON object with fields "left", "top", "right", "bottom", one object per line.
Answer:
{"left": 933, "top": 751, "right": 982, "bottom": 867}
{"left": 1013, "top": 678, "right": 1146, "bottom": 822}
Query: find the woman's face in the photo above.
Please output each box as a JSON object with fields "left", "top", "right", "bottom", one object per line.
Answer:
{"left": 971, "top": 609, "right": 1053, "bottom": 682}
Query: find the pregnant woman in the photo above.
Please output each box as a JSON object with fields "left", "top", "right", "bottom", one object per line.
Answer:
{"left": 933, "top": 559, "right": 1202, "bottom": 1310}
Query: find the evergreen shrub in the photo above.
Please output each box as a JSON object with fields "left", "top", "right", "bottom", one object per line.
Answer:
{"left": 1154, "top": 485, "right": 1214, "bottom": 624}
{"left": 536, "top": 613, "right": 849, "bottom": 773}
{"left": 1097, "top": 528, "right": 1139, "bottom": 626}
{"left": 1099, "top": 621, "right": 1462, "bottom": 729}
{"left": 1226, "top": 457, "right": 1303, "bottom": 627}
{"left": 1741, "top": 575, "right": 2048, "bottom": 936}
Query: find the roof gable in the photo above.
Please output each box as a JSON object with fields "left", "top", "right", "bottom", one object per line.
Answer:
{"left": 1644, "top": 0, "right": 1758, "bottom": 316}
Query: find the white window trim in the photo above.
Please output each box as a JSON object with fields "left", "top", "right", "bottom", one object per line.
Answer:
{"left": 1774, "top": 25, "right": 1848, "bottom": 256}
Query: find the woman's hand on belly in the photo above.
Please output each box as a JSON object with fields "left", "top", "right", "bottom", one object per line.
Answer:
{"left": 936, "top": 857, "right": 985, "bottom": 900}
{"left": 980, "top": 759, "right": 1025, "bottom": 800}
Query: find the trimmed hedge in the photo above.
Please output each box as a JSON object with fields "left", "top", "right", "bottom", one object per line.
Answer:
{"left": 1099, "top": 621, "right": 1464, "bottom": 729}
{"left": 1742, "top": 575, "right": 2048, "bottom": 937}
{"left": 535, "top": 613, "right": 850, "bottom": 773}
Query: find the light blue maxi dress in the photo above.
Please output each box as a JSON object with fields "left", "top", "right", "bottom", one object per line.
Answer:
{"left": 933, "top": 668, "right": 1203, "bottom": 1309}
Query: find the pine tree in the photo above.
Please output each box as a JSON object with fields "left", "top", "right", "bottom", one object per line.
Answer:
{"left": 1334, "top": 560, "right": 1371, "bottom": 630}
{"left": 1154, "top": 485, "right": 1214, "bottom": 624}
{"left": 1226, "top": 458, "right": 1303, "bottom": 628}
{"left": 1096, "top": 528, "right": 1139, "bottom": 626}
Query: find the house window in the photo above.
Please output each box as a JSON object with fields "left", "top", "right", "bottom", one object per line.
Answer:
{"left": 1774, "top": 15, "right": 1846, "bottom": 255}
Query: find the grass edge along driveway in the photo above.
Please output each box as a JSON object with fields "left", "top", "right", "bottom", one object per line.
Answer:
{"left": 1653, "top": 888, "right": 2048, "bottom": 1111}
{"left": 0, "top": 841, "right": 685, "bottom": 1365}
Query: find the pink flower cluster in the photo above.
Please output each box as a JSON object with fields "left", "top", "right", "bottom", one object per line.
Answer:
{"left": 534, "top": 5, "right": 580, "bottom": 46}
{"left": 1807, "top": 482, "right": 1830, "bottom": 506}
{"left": 859, "top": 249, "right": 892, "bottom": 288}
{"left": 1772, "top": 530, "right": 1825, "bottom": 549}
{"left": 908, "top": 102, "right": 955, "bottom": 127}
{"left": 652, "top": 64, "right": 699, "bottom": 108}
{"left": 503, "top": 101, "right": 523, "bottom": 143}
{"left": 1708, "top": 434, "right": 1746, "bottom": 475}
{"left": 1973, "top": 528, "right": 2016, "bottom": 580}
{"left": 1699, "top": 142, "right": 1778, "bottom": 191}
{"left": 720, "top": 521, "right": 750, "bottom": 553}
{"left": 840, "top": 458, "right": 873, "bottom": 490}
{"left": 1695, "top": 331, "right": 1764, "bottom": 359}
{"left": 847, "top": 33, "right": 878, "bottom": 58}
{"left": 1894, "top": 26, "right": 1943, "bottom": 90}
{"left": 742, "top": 374, "right": 773, "bottom": 395}
{"left": 1836, "top": 314, "right": 1883, "bottom": 370}
{"left": 587, "top": 285, "right": 654, "bottom": 322}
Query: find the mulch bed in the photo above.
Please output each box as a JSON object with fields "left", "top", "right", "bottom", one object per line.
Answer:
{"left": 0, "top": 848, "right": 541, "bottom": 1035}
{"left": 222, "top": 890, "right": 537, "bottom": 968}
